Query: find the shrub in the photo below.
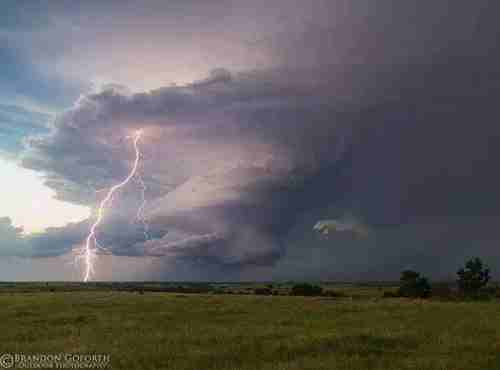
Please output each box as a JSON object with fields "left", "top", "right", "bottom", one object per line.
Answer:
{"left": 290, "top": 283, "right": 323, "bottom": 296}
{"left": 254, "top": 287, "right": 272, "bottom": 295}
{"left": 398, "top": 270, "right": 431, "bottom": 298}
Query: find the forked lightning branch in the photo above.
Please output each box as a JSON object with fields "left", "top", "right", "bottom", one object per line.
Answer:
{"left": 74, "top": 130, "right": 148, "bottom": 282}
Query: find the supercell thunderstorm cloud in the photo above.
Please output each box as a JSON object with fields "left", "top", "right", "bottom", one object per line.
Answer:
{"left": 1, "top": 0, "right": 500, "bottom": 280}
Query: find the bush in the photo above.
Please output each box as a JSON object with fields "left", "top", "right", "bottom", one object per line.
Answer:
{"left": 254, "top": 287, "right": 272, "bottom": 295}
{"left": 290, "top": 283, "right": 323, "bottom": 296}
{"left": 398, "top": 270, "right": 431, "bottom": 298}
{"left": 457, "top": 257, "right": 491, "bottom": 298}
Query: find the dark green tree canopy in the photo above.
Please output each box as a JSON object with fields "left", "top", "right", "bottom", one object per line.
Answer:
{"left": 457, "top": 257, "right": 491, "bottom": 296}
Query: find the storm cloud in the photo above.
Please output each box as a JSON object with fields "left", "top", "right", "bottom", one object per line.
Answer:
{"left": 21, "top": 68, "right": 352, "bottom": 267}
{"left": 3, "top": 0, "right": 500, "bottom": 279}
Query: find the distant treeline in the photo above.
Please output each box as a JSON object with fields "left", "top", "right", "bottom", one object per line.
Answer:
{"left": 0, "top": 257, "right": 498, "bottom": 300}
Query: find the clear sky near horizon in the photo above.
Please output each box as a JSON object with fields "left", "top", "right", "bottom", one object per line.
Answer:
{"left": 0, "top": 158, "right": 89, "bottom": 233}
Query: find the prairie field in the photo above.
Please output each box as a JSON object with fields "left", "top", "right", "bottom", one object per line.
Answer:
{"left": 1, "top": 283, "right": 500, "bottom": 370}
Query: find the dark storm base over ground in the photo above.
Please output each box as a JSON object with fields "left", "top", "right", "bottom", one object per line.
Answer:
{"left": 1, "top": 283, "right": 500, "bottom": 370}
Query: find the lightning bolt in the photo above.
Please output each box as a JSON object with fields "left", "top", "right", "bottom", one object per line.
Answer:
{"left": 77, "top": 130, "right": 145, "bottom": 282}
{"left": 135, "top": 172, "right": 150, "bottom": 241}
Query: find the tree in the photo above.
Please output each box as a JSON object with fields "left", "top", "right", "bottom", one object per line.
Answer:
{"left": 398, "top": 270, "right": 431, "bottom": 298}
{"left": 457, "top": 257, "right": 490, "bottom": 297}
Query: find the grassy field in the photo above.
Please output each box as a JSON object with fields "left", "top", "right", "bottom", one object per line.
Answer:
{"left": 1, "top": 286, "right": 500, "bottom": 369}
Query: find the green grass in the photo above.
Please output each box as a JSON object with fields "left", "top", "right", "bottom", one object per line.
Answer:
{"left": 1, "top": 291, "right": 500, "bottom": 369}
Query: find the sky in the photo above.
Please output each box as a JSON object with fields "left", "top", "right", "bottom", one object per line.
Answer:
{"left": 1, "top": 0, "right": 500, "bottom": 281}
